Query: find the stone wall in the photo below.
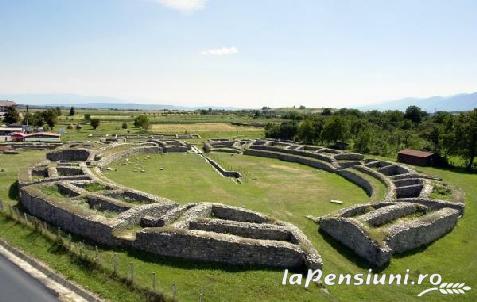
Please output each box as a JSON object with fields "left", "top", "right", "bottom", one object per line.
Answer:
{"left": 47, "top": 149, "right": 92, "bottom": 162}
{"left": 133, "top": 229, "right": 314, "bottom": 270}
{"left": 385, "top": 208, "right": 459, "bottom": 253}
{"left": 319, "top": 217, "right": 391, "bottom": 267}
{"left": 20, "top": 186, "right": 121, "bottom": 246}
{"left": 319, "top": 201, "right": 461, "bottom": 267}
{"left": 336, "top": 169, "right": 373, "bottom": 197}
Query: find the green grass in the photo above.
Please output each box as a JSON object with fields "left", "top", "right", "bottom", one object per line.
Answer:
{"left": 83, "top": 183, "right": 109, "bottom": 192}
{"left": 0, "top": 217, "right": 156, "bottom": 302}
{"left": 0, "top": 151, "right": 46, "bottom": 205}
{"left": 1, "top": 146, "right": 476, "bottom": 301}
{"left": 103, "top": 152, "right": 477, "bottom": 302}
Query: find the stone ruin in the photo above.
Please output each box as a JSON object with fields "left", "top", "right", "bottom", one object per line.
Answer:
{"left": 319, "top": 202, "right": 461, "bottom": 267}
{"left": 237, "top": 139, "right": 465, "bottom": 267}
{"left": 203, "top": 139, "right": 253, "bottom": 153}
{"left": 18, "top": 140, "right": 322, "bottom": 270}
{"left": 17, "top": 137, "right": 465, "bottom": 270}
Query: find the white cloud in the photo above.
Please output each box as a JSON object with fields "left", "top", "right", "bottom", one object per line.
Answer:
{"left": 201, "top": 47, "right": 239, "bottom": 56}
{"left": 156, "top": 0, "right": 206, "bottom": 13}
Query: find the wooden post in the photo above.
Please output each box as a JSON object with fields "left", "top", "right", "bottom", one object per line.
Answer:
{"left": 113, "top": 253, "right": 118, "bottom": 275}
{"left": 199, "top": 291, "right": 204, "bottom": 302}
{"left": 93, "top": 245, "right": 98, "bottom": 264}
{"left": 172, "top": 283, "right": 176, "bottom": 300}
{"left": 128, "top": 262, "right": 134, "bottom": 283}
{"left": 151, "top": 272, "right": 157, "bottom": 291}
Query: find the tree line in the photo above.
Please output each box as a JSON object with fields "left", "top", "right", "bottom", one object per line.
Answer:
{"left": 265, "top": 106, "right": 477, "bottom": 170}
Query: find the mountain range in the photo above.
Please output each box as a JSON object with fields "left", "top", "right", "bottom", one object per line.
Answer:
{"left": 359, "top": 92, "right": 477, "bottom": 112}
{"left": 1, "top": 92, "right": 477, "bottom": 112}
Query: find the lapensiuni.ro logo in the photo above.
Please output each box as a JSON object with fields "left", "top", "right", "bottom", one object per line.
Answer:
{"left": 282, "top": 269, "right": 471, "bottom": 297}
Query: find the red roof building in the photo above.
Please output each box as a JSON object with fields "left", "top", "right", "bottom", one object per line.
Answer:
{"left": 397, "top": 149, "right": 437, "bottom": 166}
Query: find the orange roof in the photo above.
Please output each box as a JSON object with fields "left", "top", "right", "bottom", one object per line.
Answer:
{"left": 398, "top": 149, "right": 434, "bottom": 158}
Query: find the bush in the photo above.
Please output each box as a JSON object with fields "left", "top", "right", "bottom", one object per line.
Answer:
{"left": 90, "top": 119, "right": 100, "bottom": 130}
{"left": 134, "top": 115, "right": 150, "bottom": 130}
{"left": 121, "top": 122, "right": 128, "bottom": 129}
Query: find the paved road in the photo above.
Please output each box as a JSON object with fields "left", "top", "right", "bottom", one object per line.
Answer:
{"left": 0, "top": 253, "right": 58, "bottom": 302}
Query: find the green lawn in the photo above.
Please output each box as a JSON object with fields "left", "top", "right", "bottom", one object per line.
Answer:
{"left": 104, "top": 152, "right": 477, "bottom": 302}
{"left": 1, "top": 149, "right": 476, "bottom": 302}
{"left": 0, "top": 151, "right": 46, "bottom": 205}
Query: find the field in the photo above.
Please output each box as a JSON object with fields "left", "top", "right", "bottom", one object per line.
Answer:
{"left": 0, "top": 115, "right": 476, "bottom": 302}
{"left": 103, "top": 152, "right": 477, "bottom": 302}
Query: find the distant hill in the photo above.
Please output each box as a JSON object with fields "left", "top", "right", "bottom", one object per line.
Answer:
{"left": 359, "top": 92, "right": 477, "bottom": 112}
{"left": 0, "top": 93, "right": 189, "bottom": 110}
{"left": 0, "top": 93, "right": 237, "bottom": 111}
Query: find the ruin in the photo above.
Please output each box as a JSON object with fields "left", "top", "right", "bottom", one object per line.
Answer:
{"left": 18, "top": 140, "right": 321, "bottom": 270}
{"left": 240, "top": 139, "right": 464, "bottom": 267}
{"left": 17, "top": 138, "right": 464, "bottom": 270}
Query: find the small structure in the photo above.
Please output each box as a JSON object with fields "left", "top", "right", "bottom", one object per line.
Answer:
{"left": 0, "top": 100, "right": 16, "bottom": 117}
{"left": 24, "top": 132, "right": 61, "bottom": 142}
{"left": 397, "top": 149, "right": 437, "bottom": 166}
{"left": 0, "top": 127, "right": 23, "bottom": 142}
{"left": 11, "top": 132, "right": 27, "bottom": 142}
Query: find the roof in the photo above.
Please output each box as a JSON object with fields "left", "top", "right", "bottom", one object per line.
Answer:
{"left": 11, "top": 132, "right": 27, "bottom": 137}
{"left": 0, "top": 100, "right": 16, "bottom": 107}
{"left": 0, "top": 127, "right": 23, "bottom": 131}
{"left": 398, "top": 149, "right": 435, "bottom": 158}
{"left": 25, "top": 132, "right": 61, "bottom": 137}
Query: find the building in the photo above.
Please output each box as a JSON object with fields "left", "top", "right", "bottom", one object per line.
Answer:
{"left": 0, "top": 100, "right": 16, "bottom": 117}
{"left": 397, "top": 149, "right": 437, "bottom": 166}
{"left": 0, "top": 127, "right": 23, "bottom": 142}
{"left": 24, "top": 132, "right": 61, "bottom": 142}
{"left": 10, "top": 132, "right": 27, "bottom": 142}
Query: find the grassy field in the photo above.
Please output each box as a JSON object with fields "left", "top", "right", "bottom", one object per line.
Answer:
{"left": 0, "top": 151, "right": 46, "bottom": 205}
{"left": 102, "top": 151, "right": 477, "bottom": 302}
{"left": 0, "top": 147, "right": 476, "bottom": 301}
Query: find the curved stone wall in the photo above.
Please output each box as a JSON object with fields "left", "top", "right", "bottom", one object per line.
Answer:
{"left": 18, "top": 141, "right": 323, "bottom": 271}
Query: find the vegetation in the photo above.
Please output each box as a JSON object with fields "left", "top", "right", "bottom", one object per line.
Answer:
{"left": 23, "top": 108, "right": 61, "bottom": 128}
{"left": 265, "top": 107, "right": 477, "bottom": 170}
{"left": 1, "top": 107, "right": 476, "bottom": 301}
{"left": 134, "top": 115, "right": 150, "bottom": 130}
{"left": 3, "top": 106, "right": 20, "bottom": 124}
{"left": 90, "top": 118, "right": 101, "bottom": 130}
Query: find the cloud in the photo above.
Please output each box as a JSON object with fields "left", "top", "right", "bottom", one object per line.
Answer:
{"left": 156, "top": 0, "right": 206, "bottom": 13}
{"left": 201, "top": 47, "right": 239, "bottom": 56}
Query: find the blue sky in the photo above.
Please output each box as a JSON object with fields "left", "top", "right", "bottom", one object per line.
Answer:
{"left": 1, "top": 0, "right": 476, "bottom": 108}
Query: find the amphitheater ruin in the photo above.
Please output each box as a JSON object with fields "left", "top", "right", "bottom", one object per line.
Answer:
{"left": 17, "top": 137, "right": 464, "bottom": 270}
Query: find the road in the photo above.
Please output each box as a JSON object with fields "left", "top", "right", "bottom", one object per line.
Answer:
{"left": 0, "top": 253, "right": 58, "bottom": 302}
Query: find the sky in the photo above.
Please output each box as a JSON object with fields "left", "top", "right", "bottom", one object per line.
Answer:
{"left": 1, "top": 0, "right": 477, "bottom": 108}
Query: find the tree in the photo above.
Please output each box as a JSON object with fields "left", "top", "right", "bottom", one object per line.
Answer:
{"left": 322, "top": 116, "right": 350, "bottom": 144}
{"left": 134, "top": 115, "right": 150, "bottom": 130}
{"left": 3, "top": 106, "right": 20, "bottom": 124}
{"left": 354, "top": 130, "right": 373, "bottom": 154}
{"left": 69, "top": 106, "right": 75, "bottom": 116}
{"left": 454, "top": 110, "right": 477, "bottom": 170}
{"left": 121, "top": 122, "right": 128, "bottom": 129}
{"left": 42, "top": 109, "right": 58, "bottom": 128}
{"left": 404, "top": 105, "right": 427, "bottom": 124}
{"left": 90, "top": 118, "right": 100, "bottom": 130}
{"left": 54, "top": 107, "right": 62, "bottom": 116}
{"left": 321, "top": 108, "right": 332, "bottom": 116}
{"left": 297, "top": 119, "right": 315, "bottom": 144}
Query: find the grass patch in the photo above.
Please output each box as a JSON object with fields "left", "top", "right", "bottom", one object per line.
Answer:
{"left": 84, "top": 183, "right": 109, "bottom": 192}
